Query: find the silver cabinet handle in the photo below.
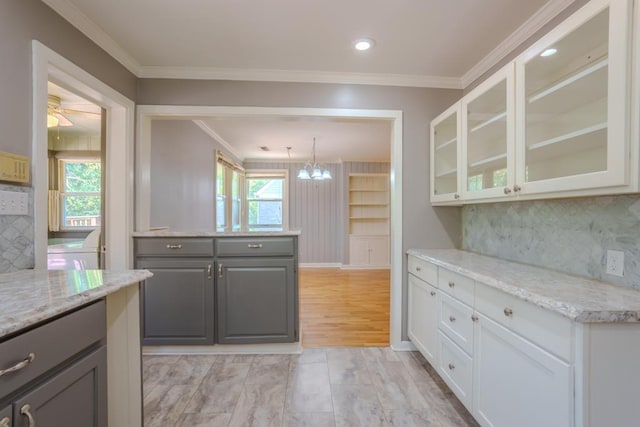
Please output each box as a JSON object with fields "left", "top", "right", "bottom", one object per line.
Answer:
{"left": 247, "top": 244, "right": 263, "bottom": 249}
{"left": 504, "top": 308, "right": 513, "bottom": 317}
{"left": 513, "top": 185, "right": 521, "bottom": 193}
{"left": 448, "top": 281, "right": 455, "bottom": 288}
{"left": 218, "top": 264, "right": 223, "bottom": 278}
{"left": 471, "top": 314, "right": 479, "bottom": 322}
{"left": 448, "top": 363, "right": 455, "bottom": 371}
{"left": 449, "top": 315, "right": 456, "bottom": 323}
{"left": 430, "top": 291, "right": 436, "bottom": 297}
{"left": 207, "top": 264, "right": 212, "bottom": 279}
{"left": 21, "top": 404, "right": 35, "bottom": 427}
{"left": 503, "top": 187, "right": 512, "bottom": 194}
{"left": 0, "top": 352, "right": 35, "bottom": 378}
{"left": 166, "top": 244, "right": 183, "bottom": 250}
{"left": 0, "top": 417, "right": 10, "bottom": 427}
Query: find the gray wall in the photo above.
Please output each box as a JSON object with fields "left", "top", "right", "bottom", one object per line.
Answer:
{"left": 244, "top": 161, "right": 390, "bottom": 264}
{"left": 0, "top": 1, "right": 137, "bottom": 272}
{"left": 463, "top": 195, "right": 640, "bottom": 288}
{"left": 150, "top": 120, "right": 241, "bottom": 231}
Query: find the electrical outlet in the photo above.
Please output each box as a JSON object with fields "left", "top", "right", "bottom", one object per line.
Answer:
{"left": 0, "top": 190, "right": 28, "bottom": 215}
{"left": 606, "top": 250, "right": 625, "bottom": 277}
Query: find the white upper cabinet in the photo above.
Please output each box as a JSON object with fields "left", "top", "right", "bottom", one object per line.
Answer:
{"left": 430, "top": 0, "right": 636, "bottom": 205}
{"left": 431, "top": 103, "right": 462, "bottom": 203}
{"left": 462, "top": 63, "right": 515, "bottom": 200}
{"left": 515, "top": 0, "right": 633, "bottom": 195}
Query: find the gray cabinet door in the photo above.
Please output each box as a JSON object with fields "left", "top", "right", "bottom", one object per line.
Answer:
{"left": 137, "top": 258, "right": 214, "bottom": 345}
{"left": 0, "top": 405, "right": 11, "bottom": 427}
{"left": 13, "top": 346, "right": 107, "bottom": 427}
{"left": 217, "top": 258, "right": 296, "bottom": 344}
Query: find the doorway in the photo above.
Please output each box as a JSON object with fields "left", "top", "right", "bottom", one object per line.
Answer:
{"left": 136, "top": 106, "right": 406, "bottom": 349}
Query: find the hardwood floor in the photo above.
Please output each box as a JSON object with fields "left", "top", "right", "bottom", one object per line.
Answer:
{"left": 299, "top": 268, "right": 390, "bottom": 347}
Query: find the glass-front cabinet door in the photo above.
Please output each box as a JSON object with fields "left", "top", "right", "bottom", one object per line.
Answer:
{"left": 431, "top": 103, "right": 461, "bottom": 203}
{"left": 516, "top": 0, "right": 632, "bottom": 195}
{"left": 462, "top": 63, "right": 514, "bottom": 200}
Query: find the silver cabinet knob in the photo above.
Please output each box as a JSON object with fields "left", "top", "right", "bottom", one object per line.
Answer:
{"left": 416, "top": 266, "right": 422, "bottom": 272}
{"left": 504, "top": 308, "right": 513, "bottom": 317}
{"left": 454, "top": 193, "right": 460, "bottom": 199}
{"left": 503, "top": 187, "right": 512, "bottom": 195}
{"left": 513, "top": 185, "right": 521, "bottom": 193}
{"left": 430, "top": 291, "right": 436, "bottom": 297}
{"left": 449, "top": 315, "right": 456, "bottom": 323}
{"left": 471, "top": 314, "right": 479, "bottom": 322}
{"left": 448, "top": 281, "right": 455, "bottom": 288}
{"left": 448, "top": 363, "right": 455, "bottom": 371}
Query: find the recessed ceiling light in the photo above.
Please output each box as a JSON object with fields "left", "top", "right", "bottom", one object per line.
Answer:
{"left": 354, "top": 38, "right": 375, "bottom": 51}
{"left": 540, "top": 48, "right": 557, "bottom": 57}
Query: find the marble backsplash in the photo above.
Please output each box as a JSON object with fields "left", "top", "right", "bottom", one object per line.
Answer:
{"left": 0, "top": 184, "right": 34, "bottom": 272}
{"left": 463, "top": 195, "right": 640, "bottom": 288}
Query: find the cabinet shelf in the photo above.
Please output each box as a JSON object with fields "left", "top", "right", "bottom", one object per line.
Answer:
{"left": 349, "top": 189, "right": 389, "bottom": 192}
{"left": 468, "top": 153, "right": 507, "bottom": 169}
{"left": 469, "top": 111, "right": 507, "bottom": 133}
{"left": 528, "top": 122, "right": 606, "bottom": 151}
{"left": 436, "top": 168, "right": 457, "bottom": 178}
{"left": 349, "top": 203, "right": 389, "bottom": 206}
{"left": 436, "top": 137, "right": 457, "bottom": 151}
{"left": 349, "top": 217, "right": 389, "bottom": 221}
{"left": 528, "top": 57, "right": 608, "bottom": 104}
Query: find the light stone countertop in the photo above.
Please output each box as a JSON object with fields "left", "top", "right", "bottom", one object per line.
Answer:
{"left": 408, "top": 249, "right": 640, "bottom": 323}
{"left": 132, "top": 230, "right": 301, "bottom": 237}
{"left": 0, "top": 269, "right": 153, "bottom": 339}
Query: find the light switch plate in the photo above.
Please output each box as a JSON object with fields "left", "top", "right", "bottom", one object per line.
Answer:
{"left": 606, "top": 250, "right": 624, "bottom": 277}
{"left": 0, "top": 190, "right": 28, "bottom": 215}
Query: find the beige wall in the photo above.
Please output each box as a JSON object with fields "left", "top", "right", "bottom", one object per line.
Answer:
{"left": 0, "top": 0, "right": 136, "bottom": 158}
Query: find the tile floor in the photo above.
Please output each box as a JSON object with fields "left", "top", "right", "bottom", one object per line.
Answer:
{"left": 143, "top": 347, "right": 478, "bottom": 426}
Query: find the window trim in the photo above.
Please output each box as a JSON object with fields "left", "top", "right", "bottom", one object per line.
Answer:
{"left": 57, "top": 155, "right": 101, "bottom": 231}
{"left": 244, "top": 169, "right": 289, "bottom": 231}
{"left": 216, "top": 151, "right": 246, "bottom": 232}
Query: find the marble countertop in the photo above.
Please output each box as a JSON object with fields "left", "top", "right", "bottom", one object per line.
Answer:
{"left": 408, "top": 249, "right": 640, "bottom": 323}
{"left": 0, "top": 269, "right": 153, "bottom": 339}
{"left": 132, "top": 230, "right": 301, "bottom": 237}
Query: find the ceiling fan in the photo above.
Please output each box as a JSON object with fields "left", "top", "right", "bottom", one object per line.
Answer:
{"left": 47, "top": 94, "right": 100, "bottom": 128}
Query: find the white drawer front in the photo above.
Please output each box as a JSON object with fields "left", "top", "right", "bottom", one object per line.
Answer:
{"left": 438, "top": 268, "right": 475, "bottom": 307}
{"left": 475, "top": 283, "right": 573, "bottom": 361}
{"left": 408, "top": 255, "right": 437, "bottom": 286}
{"left": 438, "top": 331, "right": 473, "bottom": 411}
{"left": 439, "top": 292, "right": 474, "bottom": 356}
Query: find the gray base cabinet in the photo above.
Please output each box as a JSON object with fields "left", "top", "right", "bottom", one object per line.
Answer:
{"left": 0, "top": 301, "right": 107, "bottom": 427}
{"left": 217, "top": 258, "right": 296, "bottom": 343}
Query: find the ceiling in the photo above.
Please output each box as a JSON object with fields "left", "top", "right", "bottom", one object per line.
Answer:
{"left": 43, "top": 0, "right": 573, "bottom": 161}
{"left": 47, "top": 82, "right": 102, "bottom": 137}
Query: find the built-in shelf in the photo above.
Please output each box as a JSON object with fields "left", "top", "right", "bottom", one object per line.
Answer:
{"left": 435, "top": 137, "right": 457, "bottom": 151}
{"left": 528, "top": 122, "right": 607, "bottom": 151}
{"left": 469, "top": 111, "right": 507, "bottom": 133}
{"left": 436, "top": 168, "right": 457, "bottom": 179}
{"left": 349, "top": 189, "right": 389, "bottom": 192}
{"left": 350, "top": 203, "right": 389, "bottom": 206}
{"left": 468, "top": 153, "right": 507, "bottom": 169}
{"left": 350, "top": 217, "right": 389, "bottom": 221}
{"left": 528, "top": 57, "right": 608, "bottom": 104}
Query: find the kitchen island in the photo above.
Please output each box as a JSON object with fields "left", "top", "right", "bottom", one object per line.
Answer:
{"left": 0, "top": 269, "right": 152, "bottom": 427}
{"left": 132, "top": 230, "right": 301, "bottom": 354}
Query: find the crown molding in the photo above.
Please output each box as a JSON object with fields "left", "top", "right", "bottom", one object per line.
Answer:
{"left": 192, "top": 120, "right": 243, "bottom": 161}
{"left": 138, "top": 66, "right": 463, "bottom": 89}
{"left": 41, "top": 0, "right": 142, "bottom": 76}
{"left": 461, "top": 0, "right": 575, "bottom": 88}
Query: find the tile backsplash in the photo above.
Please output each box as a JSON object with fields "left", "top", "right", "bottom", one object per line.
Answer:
{"left": 0, "top": 184, "right": 34, "bottom": 272}
{"left": 463, "top": 195, "right": 640, "bottom": 288}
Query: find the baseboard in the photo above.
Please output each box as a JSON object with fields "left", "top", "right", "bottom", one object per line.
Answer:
{"left": 340, "top": 265, "right": 391, "bottom": 270}
{"left": 143, "top": 341, "right": 303, "bottom": 355}
{"left": 299, "top": 263, "right": 343, "bottom": 268}
{"left": 391, "top": 340, "right": 417, "bottom": 352}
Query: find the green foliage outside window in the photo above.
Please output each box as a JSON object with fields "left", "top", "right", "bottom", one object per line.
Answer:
{"left": 63, "top": 162, "right": 101, "bottom": 219}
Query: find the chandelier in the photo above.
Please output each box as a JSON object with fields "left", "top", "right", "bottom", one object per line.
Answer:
{"left": 297, "top": 137, "right": 332, "bottom": 180}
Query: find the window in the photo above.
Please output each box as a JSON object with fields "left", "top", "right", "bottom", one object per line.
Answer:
{"left": 216, "top": 152, "right": 245, "bottom": 232}
{"left": 245, "top": 172, "right": 288, "bottom": 231}
{"left": 493, "top": 168, "right": 507, "bottom": 188}
{"left": 59, "top": 159, "right": 101, "bottom": 229}
{"left": 468, "top": 174, "right": 483, "bottom": 191}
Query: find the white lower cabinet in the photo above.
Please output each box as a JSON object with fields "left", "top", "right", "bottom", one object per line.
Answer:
{"left": 438, "top": 331, "right": 473, "bottom": 410}
{"left": 473, "top": 313, "right": 572, "bottom": 427}
{"left": 407, "top": 273, "right": 439, "bottom": 366}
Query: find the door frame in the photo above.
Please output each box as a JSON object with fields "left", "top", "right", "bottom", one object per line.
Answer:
{"left": 32, "top": 41, "right": 135, "bottom": 269}
{"left": 136, "top": 105, "right": 408, "bottom": 350}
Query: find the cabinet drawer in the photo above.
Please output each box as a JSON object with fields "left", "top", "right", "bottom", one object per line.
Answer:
{"left": 216, "top": 237, "right": 295, "bottom": 257}
{"left": 135, "top": 238, "right": 214, "bottom": 257}
{"left": 438, "top": 331, "right": 473, "bottom": 411}
{"left": 438, "top": 268, "right": 474, "bottom": 306}
{"left": 0, "top": 301, "right": 105, "bottom": 400}
{"left": 439, "top": 292, "right": 474, "bottom": 356}
{"left": 408, "top": 255, "right": 437, "bottom": 285}
{"left": 475, "top": 283, "right": 573, "bottom": 361}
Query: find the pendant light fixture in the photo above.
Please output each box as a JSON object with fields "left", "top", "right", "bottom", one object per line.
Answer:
{"left": 297, "top": 137, "right": 332, "bottom": 180}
